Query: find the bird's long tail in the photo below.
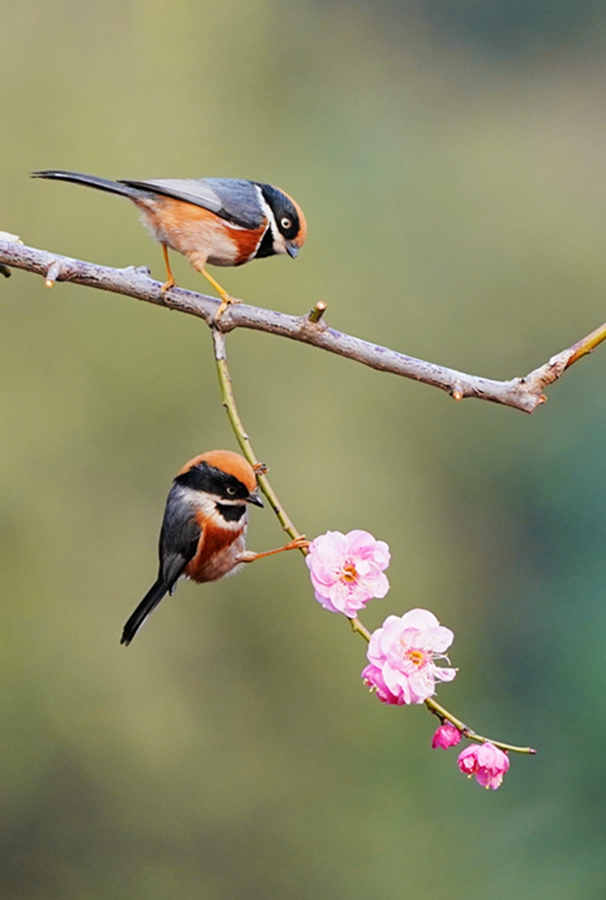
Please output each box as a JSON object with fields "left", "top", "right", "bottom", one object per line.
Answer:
{"left": 121, "top": 579, "right": 169, "bottom": 646}
{"left": 31, "top": 170, "right": 151, "bottom": 201}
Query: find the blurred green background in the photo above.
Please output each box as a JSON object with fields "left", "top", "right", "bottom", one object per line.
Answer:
{"left": 2, "top": 1, "right": 606, "bottom": 897}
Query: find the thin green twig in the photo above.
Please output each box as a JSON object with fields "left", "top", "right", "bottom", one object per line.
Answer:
{"left": 212, "top": 328, "right": 304, "bottom": 546}
{"left": 211, "top": 326, "right": 536, "bottom": 757}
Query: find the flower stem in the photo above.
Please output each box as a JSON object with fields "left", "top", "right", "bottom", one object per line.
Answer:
{"left": 211, "top": 327, "right": 535, "bottom": 758}
{"left": 349, "top": 617, "right": 372, "bottom": 641}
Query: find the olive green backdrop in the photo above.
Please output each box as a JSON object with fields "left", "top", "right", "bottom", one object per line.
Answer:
{"left": 2, "top": 1, "right": 606, "bottom": 897}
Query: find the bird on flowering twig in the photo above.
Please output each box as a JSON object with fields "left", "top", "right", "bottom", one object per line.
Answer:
{"left": 121, "top": 450, "right": 307, "bottom": 645}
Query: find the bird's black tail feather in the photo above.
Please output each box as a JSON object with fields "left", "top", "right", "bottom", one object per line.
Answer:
{"left": 31, "top": 170, "right": 149, "bottom": 201}
{"left": 121, "top": 579, "right": 169, "bottom": 646}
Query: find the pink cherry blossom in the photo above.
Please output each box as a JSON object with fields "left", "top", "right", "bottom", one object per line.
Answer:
{"left": 306, "top": 530, "right": 390, "bottom": 616}
{"left": 457, "top": 742, "right": 510, "bottom": 790}
{"left": 362, "top": 608, "right": 456, "bottom": 705}
{"left": 431, "top": 723, "right": 462, "bottom": 749}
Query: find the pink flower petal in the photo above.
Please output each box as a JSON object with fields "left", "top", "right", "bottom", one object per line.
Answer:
{"left": 433, "top": 666, "right": 457, "bottom": 682}
{"left": 400, "top": 608, "right": 440, "bottom": 630}
{"left": 362, "top": 664, "right": 400, "bottom": 704}
{"left": 423, "top": 625, "right": 455, "bottom": 653}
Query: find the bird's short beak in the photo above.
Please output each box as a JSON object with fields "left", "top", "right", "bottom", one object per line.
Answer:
{"left": 247, "top": 489, "right": 264, "bottom": 507}
{"left": 286, "top": 242, "right": 298, "bottom": 259}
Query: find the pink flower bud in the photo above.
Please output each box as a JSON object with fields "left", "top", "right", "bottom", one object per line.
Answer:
{"left": 431, "top": 723, "right": 462, "bottom": 749}
{"left": 306, "top": 530, "right": 390, "bottom": 616}
{"left": 361, "top": 608, "right": 456, "bottom": 705}
{"left": 457, "top": 742, "right": 510, "bottom": 790}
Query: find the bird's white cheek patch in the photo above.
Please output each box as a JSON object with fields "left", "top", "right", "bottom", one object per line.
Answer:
{"left": 191, "top": 491, "right": 249, "bottom": 533}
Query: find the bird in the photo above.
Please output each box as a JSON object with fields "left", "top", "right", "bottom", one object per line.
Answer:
{"left": 121, "top": 449, "right": 307, "bottom": 645}
{"left": 31, "top": 170, "right": 307, "bottom": 313}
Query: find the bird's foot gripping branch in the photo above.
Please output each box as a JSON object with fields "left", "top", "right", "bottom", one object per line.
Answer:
{"left": 212, "top": 329, "right": 536, "bottom": 790}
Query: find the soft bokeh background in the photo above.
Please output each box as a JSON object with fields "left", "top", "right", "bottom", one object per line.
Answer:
{"left": 2, "top": 1, "right": 606, "bottom": 896}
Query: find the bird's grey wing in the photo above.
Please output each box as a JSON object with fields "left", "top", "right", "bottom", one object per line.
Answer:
{"left": 118, "top": 177, "right": 264, "bottom": 229}
{"left": 158, "top": 484, "right": 202, "bottom": 590}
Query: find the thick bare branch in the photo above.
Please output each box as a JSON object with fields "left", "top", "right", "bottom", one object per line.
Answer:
{"left": 1, "top": 238, "right": 604, "bottom": 414}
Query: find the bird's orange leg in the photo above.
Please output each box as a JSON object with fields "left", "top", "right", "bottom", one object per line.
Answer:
{"left": 239, "top": 536, "right": 309, "bottom": 564}
{"left": 200, "top": 267, "right": 242, "bottom": 318}
{"left": 160, "top": 244, "right": 177, "bottom": 294}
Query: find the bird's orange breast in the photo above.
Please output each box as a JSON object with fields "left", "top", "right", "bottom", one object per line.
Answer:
{"left": 184, "top": 516, "right": 246, "bottom": 583}
{"left": 134, "top": 196, "right": 268, "bottom": 268}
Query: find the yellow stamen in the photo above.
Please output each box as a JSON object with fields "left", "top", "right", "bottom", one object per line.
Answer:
{"left": 341, "top": 564, "right": 358, "bottom": 583}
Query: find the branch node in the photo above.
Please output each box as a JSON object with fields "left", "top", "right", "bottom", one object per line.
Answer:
{"left": 0, "top": 265, "right": 11, "bottom": 279}
{"left": 308, "top": 300, "right": 327, "bottom": 324}
{"left": 451, "top": 385, "right": 464, "bottom": 401}
{"left": 44, "top": 260, "right": 62, "bottom": 288}
{"left": 211, "top": 305, "right": 237, "bottom": 333}
{"left": 253, "top": 461, "right": 268, "bottom": 475}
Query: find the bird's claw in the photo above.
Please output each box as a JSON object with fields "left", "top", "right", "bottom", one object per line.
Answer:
{"left": 215, "top": 294, "right": 242, "bottom": 319}
{"left": 160, "top": 275, "right": 176, "bottom": 295}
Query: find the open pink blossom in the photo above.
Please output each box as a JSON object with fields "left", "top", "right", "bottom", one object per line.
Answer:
{"left": 431, "top": 723, "right": 462, "bottom": 749}
{"left": 362, "top": 608, "right": 456, "bottom": 704}
{"left": 306, "top": 530, "right": 390, "bottom": 616}
{"left": 457, "top": 743, "right": 510, "bottom": 790}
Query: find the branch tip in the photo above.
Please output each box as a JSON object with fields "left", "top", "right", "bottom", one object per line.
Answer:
{"left": 308, "top": 301, "right": 327, "bottom": 324}
{"left": 44, "top": 260, "right": 62, "bottom": 288}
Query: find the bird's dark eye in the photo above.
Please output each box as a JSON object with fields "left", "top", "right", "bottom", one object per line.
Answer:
{"left": 226, "top": 486, "right": 237, "bottom": 496}
{"left": 281, "top": 217, "right": 292, "bottom": 230}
